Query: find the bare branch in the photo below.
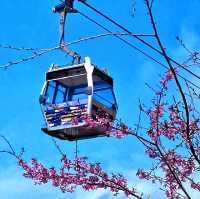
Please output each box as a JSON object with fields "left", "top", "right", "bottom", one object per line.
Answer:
{"left": 0, "top": 135, "right": 16, "bottom": 155}
{"left": 0, "top": 32, "right": 154, "bottom": 69}
{"left": 0, "top": 44, "right": 43, "bottom": 52}
{"left": 145, "top": 0, "right": 200, "bottom": 166}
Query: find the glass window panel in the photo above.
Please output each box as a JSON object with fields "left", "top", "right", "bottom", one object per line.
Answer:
{"left": 73, "top": 84, "right": 87, "bottom": 95}
{"left": 71, "top": 84, "right": 88, "bottom": 102}
{"left": 93, "top": 81, "right": 111, "bottom": 90}
{"left": 93, "top": 88, "right": 115, "bottom": 108}
{"left": 55, "top": 84, "right": 66, "bottom": 104}
{"left": 72, "top": 93, "right": 88, "bottom": 101}
{"left": 45, "top": 81, "right": 56, "bottom": 103}
{"left": 67, "top": 84, "right": 88, "bottom": 102}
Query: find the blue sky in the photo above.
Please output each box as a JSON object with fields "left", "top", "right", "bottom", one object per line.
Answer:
{"left": 0, "top": 0, "right": 200, "bottom": 198}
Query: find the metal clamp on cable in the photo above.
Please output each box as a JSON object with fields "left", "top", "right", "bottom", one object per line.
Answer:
{"left": 53, "top": 1, "right": 77, "bottom": 13}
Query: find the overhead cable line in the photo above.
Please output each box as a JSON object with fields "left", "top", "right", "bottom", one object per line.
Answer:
{"left": 1, "top": 7, "right": 199, "bottom": 90}
{"left": 76, "top": 10, "right": 200, "bottom": 91}
{"left": 78, "top": 0, "right": 200, "bottom": 81}
{"left": 0, "top": 32, "right": 199, "bottom": 91}
{"left": 77, "top": 10, "right": 163, "bottom": 64}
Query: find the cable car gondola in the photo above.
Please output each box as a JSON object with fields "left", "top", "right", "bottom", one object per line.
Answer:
{"left": 39, "top": 57, "right": 117, "bottom": 141}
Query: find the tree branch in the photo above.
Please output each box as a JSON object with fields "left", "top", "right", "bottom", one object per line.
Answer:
{"left": 145, "top": 0, "right": 200, "bottom": 167}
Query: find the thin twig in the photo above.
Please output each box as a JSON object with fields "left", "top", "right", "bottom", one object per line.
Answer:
{"left": 52, "top": 138, "right": 64, "bottom": 156}
{"left": 0, "top": 44, "right": 48, "bottom": 52}
{"left": 0, "top": 135, "right": 15, "bottom": 155}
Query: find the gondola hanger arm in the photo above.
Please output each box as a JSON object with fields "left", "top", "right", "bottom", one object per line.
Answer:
{"left": 53, "top": 0, "right": 81, "bottom": 64}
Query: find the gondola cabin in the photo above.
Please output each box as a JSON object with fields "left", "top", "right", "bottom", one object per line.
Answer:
{"left": 39, "top": 57, "right": 117, "bottom": 141}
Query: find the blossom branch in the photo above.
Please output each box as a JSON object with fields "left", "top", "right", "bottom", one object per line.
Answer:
{"left": 145, "top": 0, "right": 200, "bottom": 168}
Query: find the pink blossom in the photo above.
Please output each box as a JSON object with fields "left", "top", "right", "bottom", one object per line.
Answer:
{"left": 191, "top": 182, "right": 200, "bottom": 191}
{"left": 18, "top": 156, "right": 142, "bottom": 198}
{"left": 136, "top": 169, "right": 151, "bottom": 180}
{"left": 145, "top": 148, "right": 158, "bottom": 158}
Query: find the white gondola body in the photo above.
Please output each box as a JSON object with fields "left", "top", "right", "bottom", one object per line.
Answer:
{"left": 40, "top": 57, "right": 117, "bottom": 141}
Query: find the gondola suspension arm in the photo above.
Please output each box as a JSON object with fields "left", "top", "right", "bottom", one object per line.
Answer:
{"left": 53, "top": 0, "right": 81, "bottom": 63}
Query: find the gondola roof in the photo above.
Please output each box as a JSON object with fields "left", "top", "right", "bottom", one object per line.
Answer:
{"left": 46, "top": 63, "right": 113, "bottom": 86}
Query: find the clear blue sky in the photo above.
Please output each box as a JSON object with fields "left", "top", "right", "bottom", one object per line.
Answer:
{"left": 0, "top": 0, "right": 200, "bottom": 198}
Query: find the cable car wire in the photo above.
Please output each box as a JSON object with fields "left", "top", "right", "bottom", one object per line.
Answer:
{"left": 76, "top": 10, "right": 200, "bottom": 91}
{"left": 78, "top": 0, "right": 200, "bottom": 81}
{"left": 1, "top": 1, "right": 198, "bottom": 90}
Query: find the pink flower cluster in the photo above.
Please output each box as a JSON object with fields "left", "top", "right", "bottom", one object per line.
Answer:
{"left": 159, "top": 151, "right": 194, "bottom": 198}
{"left": 137, "top": 150, "right": 195, "bottom": 198}
{"left": 109, "top": 123, "right": 130, "bottom": 138}
{"left": 148, "top": 104, "right": 164, "bottom": 129}
{"left": 137, "top": 66, "right": 200, "bottom": 198}
{"left": 82, "top": 114, "right": 130, "bottom": 139}
{"left": 161, "top": 151, "right": 194, "bottom": 181}
{"left": 191, "top": 182, "right": 200, "bottom": 191}
{"left": 145, "top": 148, "right": 158, "bottom": 158}
{"left": 18, "top": 155, "right": 142, "bottom": 198}
{"left": 136, "top": 169, "right": 152, "bottom": 180}
{"left": 160, "top": 69, "right": 175, "bottom": 89}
